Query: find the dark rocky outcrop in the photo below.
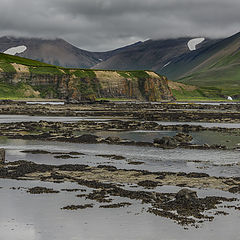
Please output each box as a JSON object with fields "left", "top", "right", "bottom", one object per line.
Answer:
{"left": 175, "top": 189, "right": 198, "bottom": 202}
{"left": 153, "top": 132, "right": 193, "bottom": 149}
{"left": 0, "top": 149, "right": 5, "bottom": 164}
{"left": 154, "top": 136, "right": 178, "bottom": 148}
{"left": 2, "top": 160, "right": 239, "bottom": 227}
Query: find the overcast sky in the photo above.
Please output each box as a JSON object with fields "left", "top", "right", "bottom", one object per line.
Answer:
{"left": 0, "top": 0, "right": 239, "bottom": 51}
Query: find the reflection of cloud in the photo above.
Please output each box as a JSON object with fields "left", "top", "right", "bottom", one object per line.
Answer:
{"left": 7, "top": 150, "right": 27, "bottom": 158}
{"left": 0, "top": 221, "right": 37, "bottom": 240}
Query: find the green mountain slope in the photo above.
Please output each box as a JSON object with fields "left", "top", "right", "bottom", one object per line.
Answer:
{"left": 0, "top": 53, "right": 173, "bottom": 101}
{"left": 162, "top": 32, "right": 240, "bottom": 98}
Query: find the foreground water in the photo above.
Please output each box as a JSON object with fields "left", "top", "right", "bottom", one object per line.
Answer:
{"left": 1, "top": 137, "right": 239, "bottom": 177}
{"left": 0, "top": 178, "right": 239, "bottom": 240}
{"left": 0, "top": 115, "right": 240, "bottom": 239}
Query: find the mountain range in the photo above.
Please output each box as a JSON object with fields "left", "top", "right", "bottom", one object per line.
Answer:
{"left": 0, "top": 35, "right": 217, "bottom": 72}
{"left": 0, "top": 32, "right": 240, "bottom": 98}
{"left": 162, "top": 32, "right": 240, "bottom": 97}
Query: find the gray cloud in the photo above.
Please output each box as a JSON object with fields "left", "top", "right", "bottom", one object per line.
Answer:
{"left": 0, "top": 0, "right": 239, "bottom": 51}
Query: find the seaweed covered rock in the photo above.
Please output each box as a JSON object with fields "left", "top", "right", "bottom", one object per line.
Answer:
{"left": 174, "top": 132, "right": 193, "bottom": 143}
{"left": 0, "top": 149, "right": 5, "bottom": 164}
{"left": 176, "top": 188, "right": 198, "bottom": 202}
{"left": 75, "top": 134, "right": 100, "bottom": 143}
{"left": 153, "top": 136, "right": 178, "bottom": 148}
{"left": 154, "top": 133, "right": 193, "bottom": 149}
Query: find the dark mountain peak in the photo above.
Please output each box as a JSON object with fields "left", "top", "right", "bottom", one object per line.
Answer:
{"left": 0, "top": 36, "right": 101, "bottom": 68}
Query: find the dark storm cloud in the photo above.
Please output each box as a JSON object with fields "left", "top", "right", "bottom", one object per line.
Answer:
{"left": 0, "top": 0, "right": 239, "bottom": 51}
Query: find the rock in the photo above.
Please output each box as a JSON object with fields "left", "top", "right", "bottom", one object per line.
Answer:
{"left": 135, "top": 141, "right": 153, "bottom": 147}
{"left": 27, "top": 186, "right": 59, "bottom": 194}
{"left": 0, "top": 149, "right": 5, "bottom": 164}
{"left": 61, "top": 204, "right": 93, "bottom": 210}
{"left": 138, "top": 180, "right": 158, "bottom": 188}
{"left": 174, "top": 132, "right": 193, "bottom": 143}
{"left": 211, "top": 144, "right": 227, "bottom": 150}
{"left": 153, "top": 136, "right": 178, "bottom": 148}
{"left": 99, "top": 202, "right": 131, "bottom": 208}
{"left": 105, "top": 136, "right": 121, "bottom": 143}
{"left": 186, "top": 172, "right": 209, "bottom": 178}
{"left": 228, "top": 185, "right": 240, "bottom": 194}
{"left": 76, "top": 134, "right": 100, "bottom": 143}
{"left": 175, "top": 188, "right": 198, "bottom": 202}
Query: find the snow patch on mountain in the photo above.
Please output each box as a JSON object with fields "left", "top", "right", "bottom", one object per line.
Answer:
{"left": 162, "top": 61, "right": 171, "bottom": 68}
{"left": 4, "top": 45, "right": 27, "bottom": 55}
{"left": 187, "top": 38, "right": 205, "bottom": 51}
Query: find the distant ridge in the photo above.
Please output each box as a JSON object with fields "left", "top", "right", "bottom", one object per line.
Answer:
{"left": 1, "top": 33, "right": 239, "bottom": 97}
{"left": 0, "top": 36, "right": 101, "bottom": 68}
{"left": 0, "top": 36, "right": 213, "bottom": 72}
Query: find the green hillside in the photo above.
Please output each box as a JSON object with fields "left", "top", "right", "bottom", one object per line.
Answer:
{"left": 0, "top": 53, "right": 93, "bottom": 98}
{"left": 178, "top": 45, "right": 240, "bottom": 98}
{"left": 0, "top": 53, "right": 173, "bottom": 101}
{"left": 0, "top": 52, "right": 155, "bottom": 78}
{"left": 161, "top": 32, "right": 240, "bottom": 99}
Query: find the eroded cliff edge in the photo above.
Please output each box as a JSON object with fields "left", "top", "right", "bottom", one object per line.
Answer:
{"left": 0, "top": 53, "right": 174, "bottom": 101}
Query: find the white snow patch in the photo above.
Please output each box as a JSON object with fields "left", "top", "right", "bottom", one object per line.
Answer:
{"left": 162, "top": 61, "right": 171, "bottom": 68}
{"left": 227, "top": 96, "right": 233, "bottom": 101}
{"left": 4, "top": 45, "right": 27, "bottom": 55}
{"left": 187, "top": 38, "right": 205, "bottom": 51}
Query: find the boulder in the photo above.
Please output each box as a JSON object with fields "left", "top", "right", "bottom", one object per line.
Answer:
{"left": 0, "top": 149, "right": 5, "bottom": 164}
{"left": 153, "top": 136, "right": 178, "bottom": 148}
{"left": 174, "top": 132, "right": 193, "bottom": 143}
{"left": 76, "top": 134, "right": 100, "bottom": 143}
{"left": 176, "top": 188, "right": 198, "bottom": 202}
{"left": 105, "top": 136, "right": 121, "bottom": 143}
{"left": 138, "top": 180, "right": 158, "bottom": 188}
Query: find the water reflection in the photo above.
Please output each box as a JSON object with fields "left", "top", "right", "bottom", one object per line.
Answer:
{"left": 26, "top": 101, "right": 64, "bottom": 105}
{"left": 0, "top": 137, "right": 239, "bottom": 177}
{"left": 0, "top": 178, "right": 239, "bottom": 240}
{"left": 156, "top": 121, "right": 240, "bottom": 129}
{"left": 0, "top": 115, "right": 110, "bottom": 123}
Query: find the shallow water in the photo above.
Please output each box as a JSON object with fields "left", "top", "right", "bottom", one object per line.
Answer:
{"left": 117, "top": 101, "right": 240, "bottom": 105}
{"left": 169, "top": 101, "right": 239, "bottom": 105}
{"left": 156, "top": 121, "right": 240, "bottom": 129}
{"left": 0, "top": 115, "right": 109, "bottom": 123}
{"left": 0, "top": 114, "right": 240, "bottom": 129}
{"left": 0, "top": 178, "right": 239, "bottom": 240}
{"left": 26, "top": 101, "right": 65, "bottom": 105}
{"left": 0, "top": 114, "right": 240, "bottom": 239}
{"left": 90, "top": 130, "right": 240, "bottom": 149}
{"left": 1, "top": 138, "right": 239, "bottom": 177}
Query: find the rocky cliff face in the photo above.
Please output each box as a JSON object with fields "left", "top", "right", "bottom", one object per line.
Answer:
{"left": 0, "top": 57, "right": 174, "bottom": 101}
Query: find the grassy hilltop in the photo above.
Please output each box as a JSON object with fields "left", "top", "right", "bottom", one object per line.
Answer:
{"left": 0, "top": 53, "right": 173, "bottom": 101}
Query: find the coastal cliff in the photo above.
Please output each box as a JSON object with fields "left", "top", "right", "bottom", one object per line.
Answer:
{"left": 0, "top": 53, "right": 174, "bottom": 101}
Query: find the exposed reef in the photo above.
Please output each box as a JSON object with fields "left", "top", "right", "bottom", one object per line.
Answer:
{"left": 0, "top": 101, "right": 240, "bottom": 122}
{"left": 0, "top": 119, "right": 239, "bottom": 150}
{"left": 1, "top": 160, "right": 239, "bottom": 227}
{"left": 0, "top": 101, "right": 240, "bottom": 229}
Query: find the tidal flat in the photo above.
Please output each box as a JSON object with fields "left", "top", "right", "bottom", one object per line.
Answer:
{"left": 0, "top": 101, "right": 239, "bottom": 240}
